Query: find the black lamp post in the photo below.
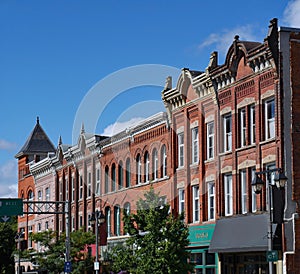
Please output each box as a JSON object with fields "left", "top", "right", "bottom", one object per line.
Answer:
{"left": 251, "top": 168, "right": 287, "bottom": 274}
{"left": 89, "top": 210, "right": 105, "bottom": 274}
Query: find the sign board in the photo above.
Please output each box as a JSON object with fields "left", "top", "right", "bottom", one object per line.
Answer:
{"left": 94, "top": 261, "right": 100, "bottom": 270}
{"left": 266, "top": 250, "right": 278, "bottom": 262}
{"left": 0, "top": 198, "right": 23, "bottom": 216}
{"left": 0, "top": 216, "right": 10, "bottom": 222}
{"left": 64, "top": 261, "right": 72, "bottom": 273}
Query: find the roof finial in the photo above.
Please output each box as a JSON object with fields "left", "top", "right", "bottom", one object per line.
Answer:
{"left": 81, "top": 122, "right": 85, "bottom": 134}
{"left": 58, "top": 135, "right": 62, "bottom": 145}
{"left": 37, "top": 116, "right": 40, "bottom": 124}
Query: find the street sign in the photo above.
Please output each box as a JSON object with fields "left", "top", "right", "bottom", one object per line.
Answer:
{"left": 0, "top": 198, "right": 23, "bottom": 216}
{"left": 94, "top": 261, "right": 100, "bottom": 270}
{"left": 64, "top": 261, "right": 72, "bottom": 273}
{"left": 0, "top": 216, "right": 10, "bottom": 222}
{"left": 266, "top": 250, "right": 278, "bottom": 262}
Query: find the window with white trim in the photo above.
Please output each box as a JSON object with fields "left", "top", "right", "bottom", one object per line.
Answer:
{"left": 178, "top": 133, "right": 184, "bottom": 167}
{"left": 71, "top": 177, "right": 75, "bottom": 201}
{"left": 250, "top": 104, "right": 256, "bottom": 144}
{"left": 111, "top": 164, "right": 116, "bottom": 192}
{"left": 161, "top": 145, "right": 167, "bottom": 177}
{"left": 38, "top": 190, "right": 42, "bottom": 212}
{"left": 137, "top": 155, "right": 142, "bottom": 184}
{"left": 191, "top": 127, "right": 199, "bottom": 164}
{"left": 239, "top": 108, "right": 246, "bottom": 147}
{"left": 251, "top": 167, "right": 257, "bottom": 212}
{"left": 96, "top": 168, "right": 100, "bottom": 195}
{"left": 224, "top": 173, "right": 233, "bottom": 216}
{"left": 207, "top": 122, "right": 214, "bottom": 160}
{"left": 265, "top": 98, "right": 275, "bottom": 139}
{"left": 153, "top": 149, "right": 158, "bottom": 180}
{"left": 193, "top": 185, "right": 199, "bottom": 222}
{"left": 87, "top": 172, "right": 92, "bottom": 197}
{"left": 145, "top": 152, "right": 150, "bottom": 183}
{"left": 223, "top": 114, "right": 232, "bottom": 152}
{"left": 114, "top": 205, "right": 121, "bottom": 236}
{"left": 45, "top": 187, "right": 50, "bottom": 211}
{"left": 126, "top": 158, "right": 131, "bottom": 187}
{"left": 178, "top": 188, "right": 185, "bottom": 215}
{"left": 240, "top": 169, "right": 247, "bottom": 214}
{"left": 207, "top": 182, "right": 215, "bottom": 220}
{"left": 79, "top": 175, "right": 83, "bottom": 200}
{"left": 106, "top": 207, "right": 111, "bottom": 237}
{"left": 118, "top": 162, "right": 123, "bottom": 189}
{"left": 65, "top": 178, "right": 69, "bottom": 201}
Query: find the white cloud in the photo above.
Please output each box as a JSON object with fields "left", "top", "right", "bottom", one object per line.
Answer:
{"left": 283, "top": 0, "right": 300, "bottom": 27}
{"left": 0, "top": 139, "right": 17, "bottom": 150}
{"left": 0, "top": 160, "right": 18, "bottom": 198}
{"left": 198, "top": 25, "right": 263, "bottom": 62}
{"left": 102, "top": 117, "right": 145, "bottom": 136}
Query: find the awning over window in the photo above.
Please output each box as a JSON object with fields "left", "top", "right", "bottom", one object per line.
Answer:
{"left": 209, "top": 214, "right": 275, "bottom": 253}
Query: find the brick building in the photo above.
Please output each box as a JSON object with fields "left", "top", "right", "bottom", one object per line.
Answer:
{"left": 16, "top": 19, "right": 300, "bottom": 273}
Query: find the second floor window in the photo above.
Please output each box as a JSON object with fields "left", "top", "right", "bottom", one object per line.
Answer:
{"left": 79, "top": 175, "right": 83, "bottom": 200}
{"left": 251, "top": 168, "right": 257, "bottom": 213}
{"left": 178, "top": 188, "right": 185, "bottom": 215}
{"left": 111, "top": 164, "right": 116, "bottom": 192}
{"left": 224, "top": 173, "right": 233, "bottom": 216}
{"left": 207, "top": 182, "right": 215, "bottom": 220}
{"left": 87, "top": 172, "right": 92, "bottom": 198}
{"left": 223, "top": 114, "right": 232, "bottom": 152}
{"left": 161, "top": 145, "right": 167, "bottom": 177}
{"left": 191, "top": 127, "right": 199, "bottom": 164}
{"left": 126, "top": 158, "right": 131, "bottom": 188}
{"left": 250, "top": 104, "right": 256, "bottom": 144}
{"left": 193, "top": 185, "right": 199, "bottom": 223}
{"left": 178, "top": 133, "right": 184, "bottom": 167}
{"left": 153, "top": 149, "right": 158, "bottom": 180}
{"left": 240, "top": 169, "right": 247, "bottom": 214}
{"left": 71, "top": 177, "right": 75, "bottom": 201}
{"left": 239, "top": 108, "right": 246, "bottom": 147}
{"left": 145, "top": 152, "right": 150, "bottom": 183}
{"left": 137, "top": 155, "right": 142, "bottom": 184}
{"left": 96, "top": 168, "right": 100, "bottom": 195}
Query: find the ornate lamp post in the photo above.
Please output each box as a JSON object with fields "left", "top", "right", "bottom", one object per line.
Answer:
{"left": 89, "top": 210, "right": 105, "bottom": 274}
{"left": 251, "top": 168, "right": 287, "bottom": 274}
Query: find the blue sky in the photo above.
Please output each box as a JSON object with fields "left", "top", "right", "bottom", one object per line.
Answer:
{"left": 0, "top": 0, "right": 299, "bottom": 197}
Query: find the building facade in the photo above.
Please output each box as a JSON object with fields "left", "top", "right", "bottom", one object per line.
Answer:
{"left": 16, "top": 19, "right": 300, "bottom": 273}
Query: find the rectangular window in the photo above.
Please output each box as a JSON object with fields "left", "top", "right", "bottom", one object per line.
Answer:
{"left": 207, "top": 182, "right": 215, "bottom": 220}
{"left": 65, "top": 178, "right": 69, "bottom": 201}
{"left": 28, "top": 226, "right": 33, "bottom": 249}
{"left": 178, "top": 189, "right": 185, "bottom": 215}
{"left": 38, "top": 190, "right": 42, "bottom": 212}
{"left": 79, "top": 215, "right": 83, "bottom": 228}
{"left": 240, "top": 169, "right": 247, "bottom": 214}
{"left": 224, "top": 174, "right": 233, "bottom": 216}
{"left": 45, "top": 187, "right": 50, "bottom": 211}
{"left": 223, "top": 114, "right": 232, "bottom": 152}
{"left": 250, "top": 104, "right": 256, "bottom": 144}
{"left": 79, "top": 175, "right": 83, "bottom": 200}
{"left": 251, "top": 167, "right": 257, "bottom": 213}
{"left": 265, "top": 98, "right": 275, "bottom": 139}
{"left": 71, "top": 177, "right": 75, "bottom": 202}
{"left": 96, "top": 168, "right": 100, "bottom": 195}
{"left": 193, "top": 185, "right": 199, "bottom": 222}
{"left": 207, "top": 122, "right": 214, "bottom": 160}
{"left": 59, "top": 180, "right": 63, "bottom": 201}
{"left": 191, "top": 127, "right": 199, "bottom": 164}
{"left": 87, "top": 172, "right": 92, "bottom": 198}
{"left": 239, "top": 108, "right": 246, "bottom": 147}
{"left": 178, "top": 133, "right": 184, "bottom": 167}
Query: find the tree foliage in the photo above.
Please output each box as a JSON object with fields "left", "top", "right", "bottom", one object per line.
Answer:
{"left": 110, "top": 187, "right": 193, "bottom": 274}
{"left": 30, "top": 228, "right": 95, "bottom": 274}
{"left": 0, "top": 218, "right": 17, "bottom": 274}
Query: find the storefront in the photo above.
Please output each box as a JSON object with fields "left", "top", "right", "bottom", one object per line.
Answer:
{"left": 209, "top": 214, "right": 283, "bottom": 274}
{"left": 188, "top": 224, "right": 218, "bottom": 273}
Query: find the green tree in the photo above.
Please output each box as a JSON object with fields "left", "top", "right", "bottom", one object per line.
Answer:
{"left": 111, "top": 187, "right": 193, "bottom": 274}
{"left": 0, "top": 218, "right": 17, "bottom": 274}
{"left": 30, "top": 228, "right": 95, "bottom": 274}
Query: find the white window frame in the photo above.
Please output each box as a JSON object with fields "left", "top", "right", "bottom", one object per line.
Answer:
{"left": 114, "top": 205, "right": 120, "bottom": 236}
{"left": 240, "top": 169, "right": 247, "bottom": 214}
{"left": 192, "top": 185, "right": 199, "bottom": 223}
{"left": 265, "top": 98, "right": 275, "bottom": 139}
{"left": 178, "top": 188, "right": 185, "bottom": 215}
{"left": 96, "top": 167, "right": 100, "bottom": 195}
{"left": 107, "top": 208, "right": 111, "bottom": 237}
{"left": 45, "top": 187, "right": 50, "bottom": 211}
{"left": 240, "top": 108, "right": 246, "bottom": 147}
{"left": 87, "top": 172, "right": 92, "bottom": 198}
{"left": 71, "top": 177, "right": 75, "bottom": 202}
{"left": 191, "top": 127, "right": 199, "bottom": 164}
{"left": 250, "top": 104, "right": 256, "bottom": 144}
{"left": 145, "top": 152, "right": 150, "bottom": 183}
{"left": 207, "top": 122, "right": 214, "bottom": 160}
{"left": 137, "top": 155, "right": 142, "bottom": 184}
{"left": 207, "top": 181, "right": 215, "bottom": 220}
{"left": 153, "top": 149, "right": 158, "bottom": 180}
{"left": 162, "top": 145, "right": 167, "bottom": 177}
{"left": 38, "top": 190, "right": 42, "bottom": 212}
{"left": 223, "top": 114, "right": 232, "bottom": 152}
{"left": 178, "top": 133, "right": 184, "bottom": 167}
{"left": 224, "top": 174, "right": 233, "bottom": 216}
{"left": 79, "top": 175, "right": 83, "bottom": 200}
{"left": 65, "top": 178, "right": 68, "bottom": 201}
{"left": 251, "top": 167, "right": 257, "bottom": 212}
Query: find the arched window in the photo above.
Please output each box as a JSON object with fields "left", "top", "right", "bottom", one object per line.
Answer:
{"left": 152, "top": 149, "right": 158, "bottom": 181}
{"left": 161, "top": 145, "right": 167, "bottom": 178}
{"left": 111, "top": 164, "right": 116, "bottom": 192}
{"left": 126, "top": 158, "right": 131, "bottom": 188}
{"left": 123, "top": 202, "right": 131, "bottom": 235}
{"left": 118, "top": 161, "right": 123, "bottom": 189}
{"left": 114, "top": 205, "right": 121, "bottom": 236}
{"left": 144, "top": 151, "right": 150, "bottom": 183}
{"left": 105, "top": 166, "right": 109, "bottom": 193}
{"left": 28, "top": 190, "right": 34, "bottom": 213}
{"left": 136, "top": 154, "right": 142, "bottom": 184}
{"left": 105, "top": 207, "right": 111, "bottom": 237}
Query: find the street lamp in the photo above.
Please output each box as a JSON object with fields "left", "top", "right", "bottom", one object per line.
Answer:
{"left": 89, "top": 210, "right": 105, "bottom": 274}
{"left": 15, "top": 231, "right": 24, "bottom": 274}
{"left": 251, "top": 168, "right": 287, "bottom": 274}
